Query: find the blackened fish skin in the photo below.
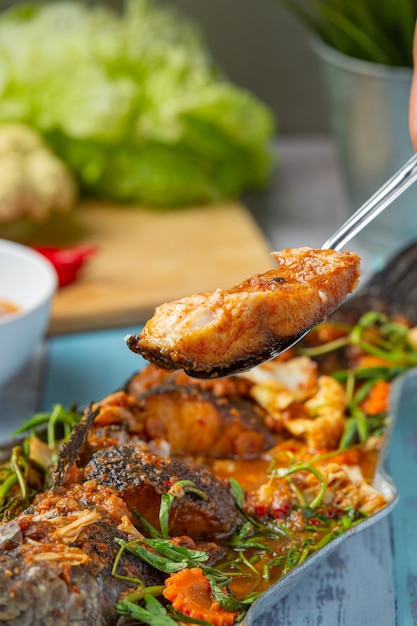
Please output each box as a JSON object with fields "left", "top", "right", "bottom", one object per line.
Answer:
{"left": 0, "top": 488, "right": 162, "bottom": 626}
{"left": 85, "top": 445, "right": 242, "bottom": 541}
{"left": 0, "top": 549, "right": 122, "bottom": 626}
{"left": 333, "top": 241, "right": 417, "bottom": 325}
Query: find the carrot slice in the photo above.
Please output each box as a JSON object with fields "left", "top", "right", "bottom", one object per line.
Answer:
{"left": 162, "top": 567, "right": 238, "bottom": 626}
{"left": 360, "top": 379, "right": 390, "bottom": 415}
{"left": 356, "top": 354, "right": 392, "bottom": 368}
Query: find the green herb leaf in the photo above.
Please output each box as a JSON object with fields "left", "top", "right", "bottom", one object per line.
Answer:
{"left": 114, "top": 537, "right": 209, "bottom": 575}
{"left": 116, "top": 594, "right": 178, "bottom": 626}
{"left": 208, "top": 576, "right": 252, "bottom": 612}
{"left": 159, "top": 480, "right": 207, "bottom": 538}
{"left": 229, "top": 477, "right": 246, "bottom": 507}
{"left": 12, "top": 404, "right": 82, "bottom": 443}
{"left": 273, "top": 463, "right": 327, "bottom": 509}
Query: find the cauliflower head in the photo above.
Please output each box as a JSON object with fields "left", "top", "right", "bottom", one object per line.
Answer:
{"left": 0, "top": 123, "right": 77, "bottom": 224}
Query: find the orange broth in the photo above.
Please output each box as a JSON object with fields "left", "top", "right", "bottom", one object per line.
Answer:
{"left": 0, "top": 299, "right": 19, "bottom": 318}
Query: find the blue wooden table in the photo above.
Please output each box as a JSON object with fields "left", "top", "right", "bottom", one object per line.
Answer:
{"left": 1, "top": 137, "right": 416, "bottom": 624}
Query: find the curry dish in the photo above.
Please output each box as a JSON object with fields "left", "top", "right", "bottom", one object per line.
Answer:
{"left": 1, "top": 307, "right": 414, "bottom": 625}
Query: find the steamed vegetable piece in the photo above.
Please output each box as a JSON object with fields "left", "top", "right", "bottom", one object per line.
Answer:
{"left": 0, "top": 0, "right": 275, "bottom": 207}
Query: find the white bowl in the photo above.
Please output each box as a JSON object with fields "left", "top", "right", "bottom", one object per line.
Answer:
{"left": 0, "top": 239, "right": 57, "bottom": 386}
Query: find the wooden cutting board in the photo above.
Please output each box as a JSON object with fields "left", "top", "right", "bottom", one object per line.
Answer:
{"left": 26, "top": 200, "right": 273, "bottom": 334}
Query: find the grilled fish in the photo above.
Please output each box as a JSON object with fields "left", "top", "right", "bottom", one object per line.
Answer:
{"left": 0, "top": 481, "right": 162, "bottom": 626}
{"left": 61, "top": 405, "right": 243, "bottom": 542}
{"left": 133, "top": 382, "right": 275, "bottom": 459}
{"left": 85, "top": 445, "right": 242, "bottom": 541}
{"left": 82, "top": 381, "right": 274, "bottom": 460}
{"left": 0, "top": 400, "right": 242, "bottom": 625}
{"left": 126, "top": 247, "right": 360, "bottom": 378}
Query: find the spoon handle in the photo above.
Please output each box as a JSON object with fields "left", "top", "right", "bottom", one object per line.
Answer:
{"left": 322, "top": 151, "right": 417, "bottom": 251}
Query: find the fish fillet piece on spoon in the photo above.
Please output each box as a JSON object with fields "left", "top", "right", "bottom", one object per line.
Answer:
{"left": 126, "top": 247, "right": 360, "bottom": 378}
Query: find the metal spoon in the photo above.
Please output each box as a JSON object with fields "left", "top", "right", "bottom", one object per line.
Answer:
{"left": 322, "top": 151, "right": 417, "bottom": 251}
{"left": 187, "top": 152, "right": 417, "bottom": 378}
{"left": 128, "top": 153, "right": 417, "bottom": 379}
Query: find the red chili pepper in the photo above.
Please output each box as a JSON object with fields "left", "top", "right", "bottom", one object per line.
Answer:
{"left": 271, "top": 503, "right": 291, "bottom": 519}
{"left": 33, "top": 245, "right": 97, "bottom": 288}
{"left": 254, "top": 504, "right": 268, "bottom": 517}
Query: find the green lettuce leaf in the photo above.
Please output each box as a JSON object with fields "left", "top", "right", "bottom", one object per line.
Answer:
{"left": 0, "top": 0, "right": 275, "bottom": 206}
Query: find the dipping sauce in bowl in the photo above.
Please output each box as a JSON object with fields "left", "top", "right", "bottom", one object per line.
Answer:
{"left": 0, "top": 299, "right": 19, "bottom": 318}
{"left": 0, "top": 239, "right": 57, "bottom": 385}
